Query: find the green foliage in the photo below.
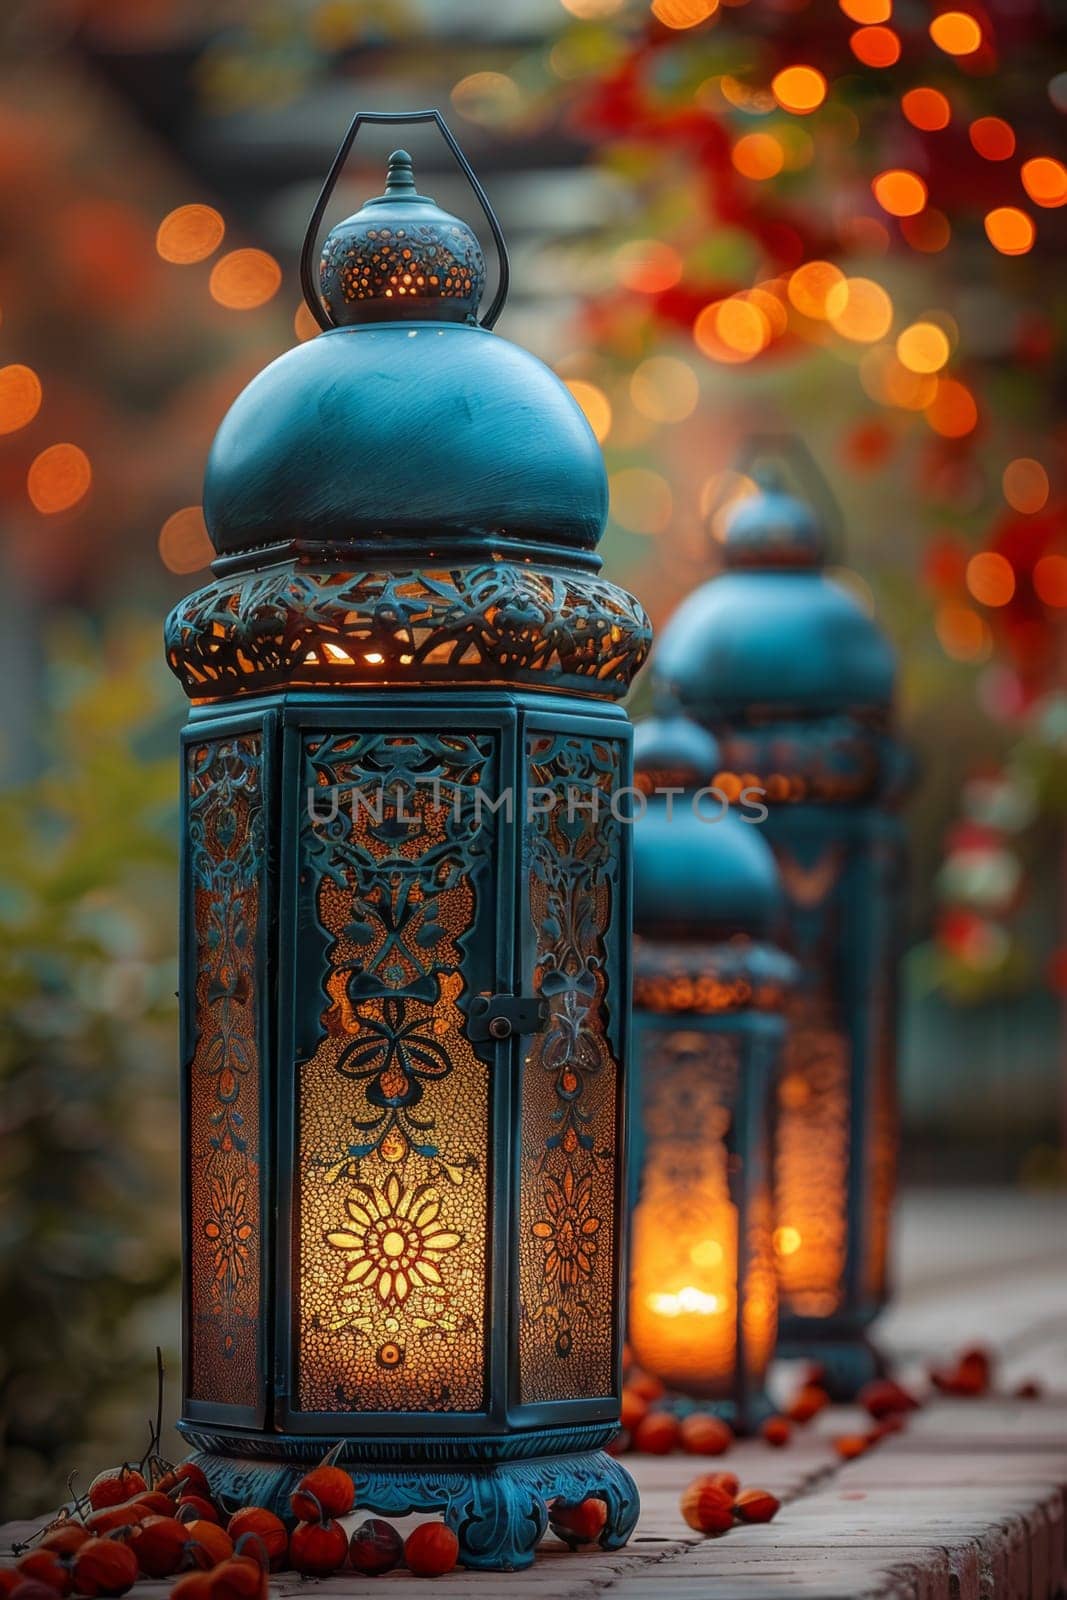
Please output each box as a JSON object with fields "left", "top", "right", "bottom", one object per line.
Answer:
{"left": 0, "top": 620, "right": 181, "bottom": 1518}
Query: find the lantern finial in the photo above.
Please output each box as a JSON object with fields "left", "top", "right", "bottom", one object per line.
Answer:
{"left": 384, "top": 148, "right": 416, "bottom": 194}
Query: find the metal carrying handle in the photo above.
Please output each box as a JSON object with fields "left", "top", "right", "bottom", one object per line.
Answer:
{"left": 299, "top": 107, "right": 511, "bottom": 333}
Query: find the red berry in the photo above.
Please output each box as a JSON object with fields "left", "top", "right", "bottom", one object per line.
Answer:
{"left": 170, "top": 1574, "right": 215, "bottom": 1600}
{"left": 786, "top": 1384, "right": 830, "bottom": 1424}
{"left": 702, "top": 1471, "right": 739, "bottom": 1498}
{"left": 208, "top": 1557, "right": 267, "bottom": 1600}
{"left": 0, "top": 1575, "right": 19, "bottom": 1600}
{"left": 548, "top": 1497, "right": 607, "bottom": 1548}
{"left": 761, "top": 1416, "right": 792, "bottom": 1448}
{"left": 87, "top": 1469, "right": 147, "bottom": 1513}
{"left": 10, "top": 1582, "right": 64, "bottom": 1600}
{"left": 72, "top": 1538, "right": 138, "bottom": 1598}
{"left": 156, "top": 1464, "right": 211, "bottom": 1500}
{"left": 833, "top": 1433, "right": 870, "bottom": 1460}
{"left": 403, "top": 1522, "right": 459, "bottom": 1579}
{"left": 84, "top": 1504, "right": 147, "bottom": 1538}
{"left": 128, "top": 1515, "right": 192, "bottom": 1578}
{"left": 288, "top": 1520, "right": 347, "bottom": 1577}
{"left": 679, "top": 1479, "right": 734, "bottom": 1535}
{"left": 226, "top": 1510, "right": 287, "bottom": 1572}
{"left": 347, "top": 1519, "right": 403, "bottom": 1577}
{"left": 15, "top": 1552, "right": 71, "bottom": 1597}
{"left": 679, "top": 1414, "right": 733, "bottom": 1456}
{"left": 184, "top": 1523, "right": 234, "bottom": 1570}
{"left": 859, "top": 1379, "right": 918, "bottom": 1419}
{"left": 734, "top": 1488, "right": 780, "bottom": 1524}
{"left": 627, "top": 1368, "right": 666, "bottom": 1403}
{"left": 39, "top": 1524, "right": 89, "bottom": 1558}
{"left": 633, "top": 1410, "right": 681, "bottom": 1454}
{"left": 176, "top": 1496, "right": 220, "bottom": 1525}
{"left": 289, "top": 1465, "right": 354, "bottom": 1522}
{"left": 620, "top": 1387, "right": 649, "bottom": 1432}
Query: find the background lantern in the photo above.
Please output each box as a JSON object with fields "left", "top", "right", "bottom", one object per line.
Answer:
{"left": 652, "top": 467, "right": 906, "bottom": 1399}
{"left": 627, "top": 714, "right": 795, "bottom": 1432}
{"left": 165, "top": 111, "right": 650, "bottom": 1570}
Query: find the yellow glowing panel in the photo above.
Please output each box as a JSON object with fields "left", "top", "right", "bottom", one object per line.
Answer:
{"left": 518, "top": 732, "right": 622, "bottom": 1404}
{"left": 774, "top": 998, "right": 850, "bottom": 1318}
{"left": 629, "top": 1032, "right": 742, "bottom": 1395}
{"left": 295, "top": 731, "right": 496, "bottom": 1413}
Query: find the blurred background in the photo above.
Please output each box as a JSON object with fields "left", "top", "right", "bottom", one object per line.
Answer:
{"left": 0, "top": 0, "right": 1064, "bottom": 1522}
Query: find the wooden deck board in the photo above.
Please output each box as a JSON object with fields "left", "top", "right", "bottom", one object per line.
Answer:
{"left": 4, "top": 1188, "right": 1066, "bottom": 1597}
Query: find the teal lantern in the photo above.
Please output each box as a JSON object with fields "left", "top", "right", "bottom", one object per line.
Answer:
{"left": 165, "top": 111, "right": 649, "bottom": 1568}
{"left": 627, "top": 715, "right": 795, "bottom": 1433}
{"left": 652, "top": 466, "right": 905, "bottom": 1399}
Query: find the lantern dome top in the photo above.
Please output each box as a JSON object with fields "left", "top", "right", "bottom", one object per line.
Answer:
{"left": 202, "top": 148, "right": 607, "bottom": 564}
{"left": 318, "top": 149, "right": 486, "bottom": 327}
{"left": 632, "top": 715, "right": 782, "bottom": 942}
{"left": 652, "top": 472, "right": 895, "bottom": 720}
{"left": 633, "top": 712, "right": 720, "bottom": 791}
{"left": 722, "top": 469, "right": 825, "bottom": 570}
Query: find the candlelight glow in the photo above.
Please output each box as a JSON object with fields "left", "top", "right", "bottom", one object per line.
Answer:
{"left": 648, "top": 1286, "right": 723, "bottom": 1316}
{"left": 901, "top": 88, "right": 951, "bottom": 131}
{"left": 850, "top": 26, "right": 901, "bottom": 68}
{"left": 929, "top": 11, "right": 982, "bottom": 56}
{"left": 771, "top": 66, "right": 827, "bottom": 115}
{"left": 156, "top": 204, "right": 225, "bottom": 264}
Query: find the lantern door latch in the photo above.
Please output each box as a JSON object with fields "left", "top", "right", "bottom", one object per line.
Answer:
{"left": 468, "top": 992, "right": 548, "bottom": 1041}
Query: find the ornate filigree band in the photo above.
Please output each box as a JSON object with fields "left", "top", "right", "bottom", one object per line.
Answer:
{"left": 166, "top": 560, "right": 651, "bottom": 702}
{"left": 633, "top": 938, "right": 797, "bottom": 1015}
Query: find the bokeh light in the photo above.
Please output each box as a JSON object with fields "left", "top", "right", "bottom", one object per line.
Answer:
{"left": 0, "top": 363, "right": 42, "bottom": 434}
{"left": 850, "top": 26, "right": 901, "bottom": 68}
{"left": 901, "top": 208, "right": 952, "bottom": 252}
{"left": 1020, "top": 158, "right": 1067, "bottom": 208}
{"left": 902, "top": 88, "right": 951, "bottom": 131}
{"left": 983, "top": 207, "right": 1035, "bottom": 256}
{"left": 872, "top": 169, "right": 928, "bottom": 217}
{"left": 732, "top": 132, "right": 785, "bottom": 179}
{"left": 209, "top": 248, "right": 282, "bottom": 309}
{"left": 968, "top": 117, "right": 1015, "bottom": 161}
{"left": 1002, "top": 458, "right": 1049, "bottom": 515}
{"left": 630, "top": 356, "right": 700, "bottom": 423}
{"left": 693, "top": 297, "right": 772, "bottom": 362}
{"left": 155, "top": 205, "right": 225, "bottom": 264}
{"left": 860, "top": 346, "right": 938, "bottom": 410}
{"left": 27, "top": 443, "right": 91, "bottom": 514}
{"left": 936, "top": 603, "right": 991, "bottom": 661}
{"left": 897, "top": 321, "right": 950, "bottom": 373}
{"left": 610, "top": 466, "right": 673, "bottom": 534}
{"left": 651, "top": 0, "right": 718, "bottom": 28}
{"left": 966, "top": 551, "right": 1015, "bottom": 607}
{"left": 559, "top": 0, "right": 625, "bottom": 13}
{"left": 771, "top": 66, "right": 827, "bottom": 115}
{"left": 701, "top": 469, "right": 757, "bottom": 538}
{"left": 1033, "top": 555, "right": 1067, "bottom": 606}
{"left": 787, "top": 259, "right": 845, "bottom": 320}
{"left": 564, "top": 379, "right": 613, "bottom": 443}
{"left": 925, "top": 377, "right": 979, "bottom": 437}
{"left": 839, "top": 0, "right": 890, "bottom": 21}
{"left": 614, "top": 239, "right": 684, "bottom": 293}
{"left": 294, "top": 302, "right": 320, "bottom": 342}
{"left": 929, "top": 12, "right": 983, "bottom": 56}
{"left": 451, "top": 71, "right": 522, "bottom": 126}
{"left": 826, "top": 276, "right": 893, "bottom": 342}
{"left": 158, "top": 505, "right": 214, "bottom": 574}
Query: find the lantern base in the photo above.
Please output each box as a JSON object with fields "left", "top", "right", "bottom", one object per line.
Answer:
{"left": 183, "top": 1437, "right": 639, "bottom": 1572}
{"left": 776, "top": 1323, "right": 887, "bottom": 1401}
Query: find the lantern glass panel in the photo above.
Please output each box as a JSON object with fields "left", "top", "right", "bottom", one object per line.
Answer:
{"left": 185, "top": 731, "right": 267, "bottom": 1419}
{"left": 518, "top": 729, "right": 624, "bottom": 1404}
{"left": 293, "top": 727, "right": 496, "bottom": 1415}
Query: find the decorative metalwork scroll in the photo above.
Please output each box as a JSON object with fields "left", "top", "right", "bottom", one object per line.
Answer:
{"left": 186, "top": 735, "right": 265, "bottom": 1407}
{"left": 519, "top": 732, "right": 623, "bottom": 1404}
{"left": 165, "top": 562, "right": 651, "bottom": 703}
{"left": 295, "top": 729, "right": 497, "bottom": 1413}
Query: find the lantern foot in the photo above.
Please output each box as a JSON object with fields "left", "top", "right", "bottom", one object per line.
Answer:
{"left": 185, "top": 1444, "right": 638, "bottom": 1572}
{"left": 776, "top": 1325, "right": 888, "bottom": 1401}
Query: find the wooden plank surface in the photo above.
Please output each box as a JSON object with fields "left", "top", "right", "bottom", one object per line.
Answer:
{"left": 4, "top": 1188, "right": 1066, "bottom": 1598}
